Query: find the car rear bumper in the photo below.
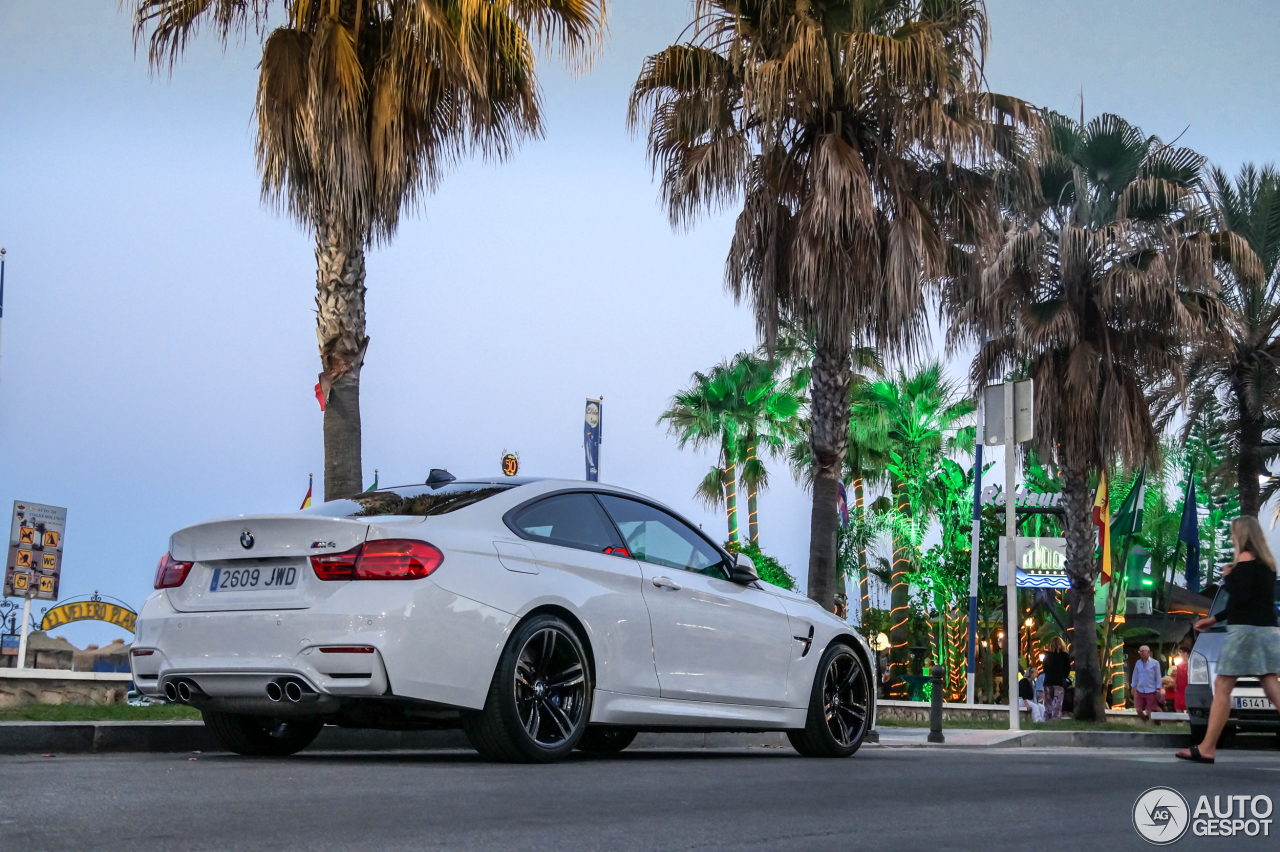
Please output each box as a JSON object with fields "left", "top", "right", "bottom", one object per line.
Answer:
{"left": 1185, "top": 683, "right": 1280, "bottom": 730}
{"left": 130, "top": 579, "right": 515, "bottom": 711}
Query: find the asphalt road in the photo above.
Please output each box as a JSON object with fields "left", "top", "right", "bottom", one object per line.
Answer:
{"left": 2, "top": 744, "right": 1278, "bottom": 852}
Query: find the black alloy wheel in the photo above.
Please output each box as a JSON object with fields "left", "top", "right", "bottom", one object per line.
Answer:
{"left": 788, "top": 643, "right": 870, "bottom": 758}
{"left": 463, "top": 614, "right": 592, "bottom": 762}
{"left": 514, "top": 626, "right": 589, "bottom": 746}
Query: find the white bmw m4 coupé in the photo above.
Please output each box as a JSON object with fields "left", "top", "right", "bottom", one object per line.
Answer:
{"left": 132, "top": 472, "right": 876, "bottom": 762}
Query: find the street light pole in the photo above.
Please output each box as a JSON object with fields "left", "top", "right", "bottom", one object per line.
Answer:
{"left": 1004, "top": 380, "right": 1020, "bottom": 731}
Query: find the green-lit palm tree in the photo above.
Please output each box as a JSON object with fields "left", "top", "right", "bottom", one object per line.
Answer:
{"left": 660, "top": 353, "right": 801, "bottom": 543}
{"left": 947, "top": 112, "right": 1248, "bottom": 719}
{"left": 856, "top": 362, "right": 974, "bottom": 695}
{"left": 1155, "top": 164, "right": 1280, "bottom": 516}
{"left": 131, "top": 0, "right": 607, "bottom": 499}
{"left": 629, "top": 0, "right": 1033, "bottom": 611}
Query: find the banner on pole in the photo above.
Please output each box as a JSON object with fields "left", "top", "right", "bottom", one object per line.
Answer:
{"left": 998, "top": 536, "right": 1069, "bottom": 588}
{"left": 584, "top": 398, "right": 602, "bottom": 482}
{"left": 5, "top": 501, "right": 67, "bottom": 600}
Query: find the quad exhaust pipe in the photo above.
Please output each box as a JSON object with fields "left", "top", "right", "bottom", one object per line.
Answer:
{"left": 163, "top": 679, "right": 206, "bottom": 704}
{"left": 266, "top": 677, "right": 318, "bottom": 703}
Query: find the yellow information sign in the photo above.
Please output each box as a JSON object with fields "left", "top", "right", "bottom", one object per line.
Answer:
{"left": 40, "top": 600, "right": 137, "bottom": 634}
{"left": 13, "top": 573, "right": 29, "bottom": 590}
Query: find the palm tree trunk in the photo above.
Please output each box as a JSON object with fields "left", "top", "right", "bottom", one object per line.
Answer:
{"left": 888, "top": 479, "right": 911, "bottom": 698}
{"left": 853, "top": 474, "right": 871, "bottom": 626}
{"left": 1235, "top": 380, "right": 1263, "bottom": 516}
{"left": 722, "top": 438, "right": 740, "bottom": 543}
{"left": 745, "top": 436, "right": 760, "bottom": 544}
{"left": 806, "top": 333, "right": 852, "bottom": 610}
{"left": 1062, "top": 459, "right": 1107, "bottom": 721}
{"left": 315, "top": 214, "right": 368, "bottom": 501}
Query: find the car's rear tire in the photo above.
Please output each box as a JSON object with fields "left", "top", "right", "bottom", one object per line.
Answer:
{"left": 202, "top": 711, "right": 323, "bottom": 757}
{"left": 787, "top": 642, "right": 870, "bottom": 758}
{"left": 576, "top": 727, "right": 637, "bottom": 754}
{"left": 462, "top": 614, "right": 592, "bottom": 763}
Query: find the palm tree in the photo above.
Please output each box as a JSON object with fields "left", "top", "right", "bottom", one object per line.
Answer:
{"left": 855, "top": 362, "right": 974, "bottom": 695}
{"left": 946, "top": 112, "right": 1246, "bottom": 719}
{"left": 1155, "top": 164, "right": 1280, "bottom": 516}
{"left": 628, "top": 0, "right": 1031, "bottom": 611}
{"left": 130, "top": 0, "right": 607, "bottom": 499}
{"left": 659, "top": 353, "right": 800, "bottom": 543}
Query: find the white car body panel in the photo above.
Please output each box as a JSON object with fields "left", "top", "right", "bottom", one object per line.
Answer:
{"left": 134, "top": 478, "right": 877, "bottom": 733}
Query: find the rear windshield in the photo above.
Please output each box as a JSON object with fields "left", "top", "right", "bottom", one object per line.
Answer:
{"left": 1208, "top": 579, "right": 1280, "bottom": 618}
{"left": 302, "top": 483, "right": 513, "bottom": 518}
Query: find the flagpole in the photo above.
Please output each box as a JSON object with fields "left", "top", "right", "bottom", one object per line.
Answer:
{"left": 0, "top": 248, "right": 6, "bottom": 383}
{"left": 966, "top": 390, "right": 983, "bottom": 705}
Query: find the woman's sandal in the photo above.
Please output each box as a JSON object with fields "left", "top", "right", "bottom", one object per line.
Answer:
{"left": 1175, "top": 745, "right": 1215, "bottom": 764}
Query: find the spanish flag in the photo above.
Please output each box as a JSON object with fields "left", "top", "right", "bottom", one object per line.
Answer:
{"left": 300, "top": 474, "right": 313, "bottom": 510}
{"left": 1093, "top": 471, "right": 1111, "bottom": 584}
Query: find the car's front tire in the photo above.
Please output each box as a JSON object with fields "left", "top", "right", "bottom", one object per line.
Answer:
{"left": 463, "top": 614, "right": 592, "bottom": 763}
{"left": 576, "top": 727, "right": 637, "bottom": 754}
{"left": 787, "top": 642, "right": 871, "bottom": 758}
{"left": 202, "top": 711, "right": 323, "bottom": 756}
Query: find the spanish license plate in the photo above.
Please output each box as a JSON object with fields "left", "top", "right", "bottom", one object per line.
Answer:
{"left": 209, "top": 564, "right": 300, "bottom": 592}
{"left": 1233, "top": 697, "right": 1274, "bottom": 710}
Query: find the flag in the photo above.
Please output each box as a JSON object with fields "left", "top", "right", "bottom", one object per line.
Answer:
{"left": 1111, "top": 467, "right": 1146, "bottom": 538}
{"left": 1178, "top": 474, "right": 1201, "bottom": 593}
{"left": 314, "top": 383, "right": 326, "bottom": 412}
{"left": 300, "top": 474, "right": 313, "bottom": 510}
{"left": 584, "top": 398, "right": 602, "bottom": 482}
{"left": 365, "top": 469, "right": 379, "bottom": 492}
{"left": 1093, "top": 471, "right": 1112, "bottom": 584}
{"left": 836, "top": 482, "right": 850, "bottom": 528}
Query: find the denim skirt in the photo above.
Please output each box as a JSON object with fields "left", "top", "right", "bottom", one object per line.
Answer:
{"left": 1216, "top": 624, "right": 1280, "bottom": 676}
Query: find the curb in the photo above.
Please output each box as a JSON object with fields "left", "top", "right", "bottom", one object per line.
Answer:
{"left": 0, "top": 722, "right": 1185, "bottom": 755}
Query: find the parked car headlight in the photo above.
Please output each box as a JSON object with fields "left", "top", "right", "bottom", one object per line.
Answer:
{"left": 1189, "top": 650, "right": 1209, "bottom": 684}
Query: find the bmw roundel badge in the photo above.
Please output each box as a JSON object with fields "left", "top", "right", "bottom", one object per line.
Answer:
{"left": 240, "top": 530, "right": 254, "bottom": 550}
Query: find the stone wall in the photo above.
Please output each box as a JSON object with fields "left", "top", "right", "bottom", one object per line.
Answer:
{"left": 0, "top": 673, "right": 131, "bottom": 708}
{"left": 876, "top": 699, "right": 1030, "bottom": 723}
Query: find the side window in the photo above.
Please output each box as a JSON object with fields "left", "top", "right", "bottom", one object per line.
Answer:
{"left": 597, "top": 495, "right": 727, "bottom": 579}
{"left": 509, "top": 493, "right": 621, "bottom": 554}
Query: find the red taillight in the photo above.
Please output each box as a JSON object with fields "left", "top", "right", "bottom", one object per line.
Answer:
{"left": 311, "top": 540, "right": 443, "bottom": 581}
{"left": 131, "top": 649, "right": 155, "bottom": 657}
{"left": 154, "top": 553, "right": 193, "bottom": 589}
{"left": 310, "top": 546, "right": 363, "bottom": 580}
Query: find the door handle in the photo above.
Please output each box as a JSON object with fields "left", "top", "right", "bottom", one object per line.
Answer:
{"left": 652, "top": 576, "right": 682, "bottom": 591}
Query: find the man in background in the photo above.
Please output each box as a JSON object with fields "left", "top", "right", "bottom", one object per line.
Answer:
{"left": 1129, "top": 644, "right": 1163, "bottom": 724}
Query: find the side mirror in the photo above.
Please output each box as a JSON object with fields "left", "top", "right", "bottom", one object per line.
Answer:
{"left": 729, "top": 552, "right": 759, "bottom": 585}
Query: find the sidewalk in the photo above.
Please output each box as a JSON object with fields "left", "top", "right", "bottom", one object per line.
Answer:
{"left": 874, "top": 726, "right": 1191, "bottom": 749}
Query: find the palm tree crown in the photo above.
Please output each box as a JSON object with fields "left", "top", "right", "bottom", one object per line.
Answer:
{"left": 131, "top": 0, "right": 607, "bottom": 498}
{"left": 1157, "top": 163, "right": 1280, "bottom": 516}
{"left": 630, "top": 0, "right": 1031, "bottom": 609}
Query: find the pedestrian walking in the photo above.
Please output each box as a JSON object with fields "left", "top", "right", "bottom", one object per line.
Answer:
{"left": 1177, "top": 516, "right": 1280, "bottom": 763}
{"left": 1129, "top": 645, "right": 1162, "bottom": 724}
{"left": 1041, "top": 636, "right": 1070, "bottom": 720}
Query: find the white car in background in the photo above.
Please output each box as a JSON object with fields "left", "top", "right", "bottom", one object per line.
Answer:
{"left": 131, "top": 472, "right": 876, "bottom": 762}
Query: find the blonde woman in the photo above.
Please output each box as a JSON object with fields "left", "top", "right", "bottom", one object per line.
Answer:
{"left": 1041, "top": 636, "right": 1071, "bottom": 720}
{"left": 1177, "top": 516, "right": 1280, "bottom": 763}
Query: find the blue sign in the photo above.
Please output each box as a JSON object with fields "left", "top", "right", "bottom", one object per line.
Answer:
{"left": 584, "top": 399, "right": 602, "bottom": 482}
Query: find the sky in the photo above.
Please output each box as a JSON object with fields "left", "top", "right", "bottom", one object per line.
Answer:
{"left": 0, "top": 1, "right": 1277, "bottom": 647}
